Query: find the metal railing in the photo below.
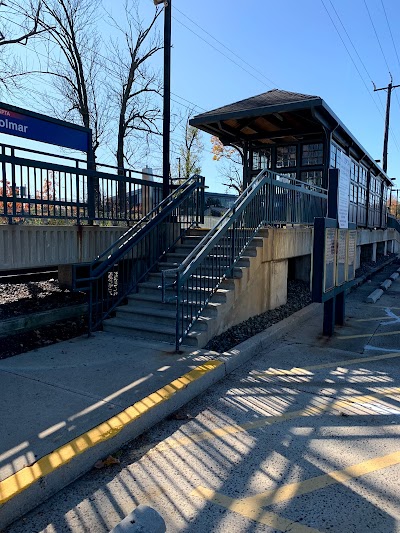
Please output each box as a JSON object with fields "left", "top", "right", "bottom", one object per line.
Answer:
{"left": 388, "top": 189, "right": 400, "bottom": 220}
{"left": 0, "top": 144, "right": 163, "bottom": 224}
{"left": 162, "top": 169, "right": 327, "bottom": 350}
{"left": 73, "top": 175, "right": 204, "bottom": 332}
{"left": 388, "top": 213, "right": 400, "bottom": 233}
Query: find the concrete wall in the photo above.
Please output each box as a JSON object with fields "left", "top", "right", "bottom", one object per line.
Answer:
{"left": 208, "top": 228, "right": 311, "bottom": 338}
{"left": 0, "top": 225, "right": 127, "bottom": 271}
{"left": 204, "top": 226, "right": 400, "bottom": 340}
{"left": 1, "top": 223, "right": 399, "bottom": 274}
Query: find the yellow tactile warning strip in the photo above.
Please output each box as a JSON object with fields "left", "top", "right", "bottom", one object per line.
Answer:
{"left": 0, "top": 360, "right": 223, "bottom": 506}
{"left": 193, "top": 449, "right": 400, "bottom": 532}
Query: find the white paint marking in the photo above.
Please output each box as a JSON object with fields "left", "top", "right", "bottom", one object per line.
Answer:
{"left": 364, "top": 345, "right": 400, "bottom": 353}
{"left": 380, "top": 307, "right": 400, "bottom": 327}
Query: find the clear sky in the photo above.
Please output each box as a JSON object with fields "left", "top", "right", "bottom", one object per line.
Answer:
{"left": 3, "top": 0, "right": 400, "bottom": 193}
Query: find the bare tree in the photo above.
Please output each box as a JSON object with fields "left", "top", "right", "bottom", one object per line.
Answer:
{"left": 0, "top": 1, "right": 45, "bottom": 92}
{"left": 178, "top": 114, "right": 203, "bottom": 182}
{"left": 219, "top": 160, "right": 243, "bottom": 194}
{"left": 15, "top": 0, "right": 108, "bottom": 157}
{"left": 211, "top": 136, "right": 243, "bottom": 193}
{"left": 105, "top": 1, "right": 163, "bottom": 173}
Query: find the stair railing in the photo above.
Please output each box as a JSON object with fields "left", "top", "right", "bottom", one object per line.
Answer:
{"left": 162, "top": 169, "right": 327, "bottom": 350}
{"left": 73, "top": 175, "right": 204, "bottom": 332}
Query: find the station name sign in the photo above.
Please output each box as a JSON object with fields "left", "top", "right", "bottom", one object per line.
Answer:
{"left": 0, "top": 106, "right": 90, "bottom": 152}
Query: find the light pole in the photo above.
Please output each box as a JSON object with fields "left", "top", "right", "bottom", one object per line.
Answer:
{"left": 154, "top": 0, "right": 171, "bottom": 199}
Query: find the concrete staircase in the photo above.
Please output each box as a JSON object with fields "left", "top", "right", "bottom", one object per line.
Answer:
{"left": 103, "top": 228, "right": 263, "bottom": 347}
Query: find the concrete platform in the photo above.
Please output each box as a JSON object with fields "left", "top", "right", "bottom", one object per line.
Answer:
{"left": 0, "top": 303, "right": 320, "bottom": 529}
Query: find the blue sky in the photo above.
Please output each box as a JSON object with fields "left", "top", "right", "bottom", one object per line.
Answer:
{"left": 168, "top": 0, "right": 400, "bottom": 191}
{"left": 3, "top": 0, "right": 400, "bottom": 193}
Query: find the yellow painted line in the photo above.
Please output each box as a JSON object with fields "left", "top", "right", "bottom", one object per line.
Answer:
{"left": 193, "top": 448, "right": 400, "bottom": 530}
{"left": 151, "top": 387, "right": 400, "bottom": 454}
{"left": 0, "top": 360, "right": 222, "bottom": 506}
{"left": 337, "top": 330, "right": 400, "bottom": 340}
{"left": 192, "top": 486, "right": 321, "bottom": 533}
{"left": 255, "top": 350, "right": 400, "bottom": 377}
{"left": 239, "top": 449, "right": 400, "bottom": 507}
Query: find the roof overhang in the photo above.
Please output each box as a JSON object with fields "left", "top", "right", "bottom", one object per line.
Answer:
{"left": 190, "top": 95, "right": 392, "bottom": 186}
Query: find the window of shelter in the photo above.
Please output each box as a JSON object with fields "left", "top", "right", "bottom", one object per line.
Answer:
{"left": 302, "top": 143, "right": 323, "bottom": 166}
{"left": 253, "top": 148, "right": 271, "bottom": 170}
{"left": 276, "top": 145, "right": 296, "bottom": 168}
{"left": 301, "top": 170, "right": 323, "bottom": 188}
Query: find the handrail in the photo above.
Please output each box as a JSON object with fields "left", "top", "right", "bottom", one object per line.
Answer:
{"left": 91, "top": 175, "right": 202, "bottom": 272}
{"left": 162, "top": 169, "right": 327, "bottom": 349}
{"left": 165, "top": 169, "right": 269, "bottom": 287}
{"left": 74, "top": 174, "right": 204, "bottom": 332}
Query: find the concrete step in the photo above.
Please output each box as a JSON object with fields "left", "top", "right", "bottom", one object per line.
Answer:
{"left": 157, "top": 257, "right": 251, "bottom": 271}
{"left": 103, "top": 317, "right": 205, "bottom": 347}
{"left": 137, "top": 278, "right": 235, "bottom": 297}
{"left": 187, "top": 228, "right": 212, "bottom": 237}
{"left": 127, "top": 293, "right": 222, "bottom": 315}
{"left": 115, "top": 303, "right": 211, "bottom": 330}
{"left": 148, "top": 269, "right": 243, "bottom": 286}
{"left": 165, "top": 246, "right": 258, "bottom": 263}
{"left": 180, "top": 235, "right": 205, "bottom": 245}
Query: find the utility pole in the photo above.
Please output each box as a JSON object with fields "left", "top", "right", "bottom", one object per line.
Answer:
{"left": 373, "top": 74, "right": 400, "bottom": 173}
{"left": 153, "top": 0, "right": 171, "bottom": 199}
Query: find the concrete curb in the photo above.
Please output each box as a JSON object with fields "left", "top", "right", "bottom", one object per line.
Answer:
{"left": 380, "top": 279, "right": 392, "bottom": 291}
{"left": 367, "top": 289, "right": 384, "bottom": 303}
{"left": 0, "top": 303, "right": 320, "bottom": 530}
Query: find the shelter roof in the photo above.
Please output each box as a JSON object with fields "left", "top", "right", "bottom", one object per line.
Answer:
{"left": 190, "top": 89, "right": 392, "bottom": 185}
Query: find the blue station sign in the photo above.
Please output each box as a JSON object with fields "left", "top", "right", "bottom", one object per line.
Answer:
{"left": 0, "top": 103, "right": 91, "bottom": 153}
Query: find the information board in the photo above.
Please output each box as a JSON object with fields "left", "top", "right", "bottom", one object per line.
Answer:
{"left": 338, "top": 153, "right": 351, "bottom": 229}
{"left": 336, "top": 229, "right": 347, "bottom": 285}
{"left": 347, "top": 230, "right": 357, "bottom": 281}
{"left": 324, "top": 228, "right": 337, "bottom": 292}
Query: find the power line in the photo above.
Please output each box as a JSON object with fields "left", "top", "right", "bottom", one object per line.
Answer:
{"left": 380, "top": 0, "right": 400, "bottom": 69}
{"left": 363, "top": 0, "right": 391, "bottom": 74}
{"left": 320, "top": 0, "right": 384, "bottom": 115}
{"left": 380, "top": 0, "right": 400, "bottom": 118}
{"left": 172, "top": 15, "right": 275, "bottom": 90}
{"left": 320, "top": 0, "right": 400, "bottom": 153}
{"left": 173, "top": 5, "right": 279, "bottom": 89}
{"left": 327, "top": 0, "right": 376, "bottom": 88}
{"left": 362, "top": 0, "right": 400, "bottom": 156}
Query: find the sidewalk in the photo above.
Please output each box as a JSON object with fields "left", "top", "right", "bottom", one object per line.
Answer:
{"left": 0, "top": 301, "right": 320, "bottom": 529}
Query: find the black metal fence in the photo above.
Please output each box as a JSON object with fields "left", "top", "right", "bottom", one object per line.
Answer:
{"left": 0, "top": 143, "right": 163, "bottom": 224}
{"left": 162, "top": 170, "right": 327, "bottom": 350}
{"left": 72, "top": 175, "right": 205, "bottom": 332}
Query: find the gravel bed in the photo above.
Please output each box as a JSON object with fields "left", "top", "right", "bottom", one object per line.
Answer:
{"left": 0, "top": 279, "right": 85, "bottom": 320}
{"left": 355, "top": 253, "right": 396, "bottom": 278}
{"left": 0, "top": 279, "right": 87, "bottom": 360}
{"left": 0, "top": 317, "right": 88, "bottom": 360}
{"left": 205, "top": 280, "right": 312, "bottom": 353}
